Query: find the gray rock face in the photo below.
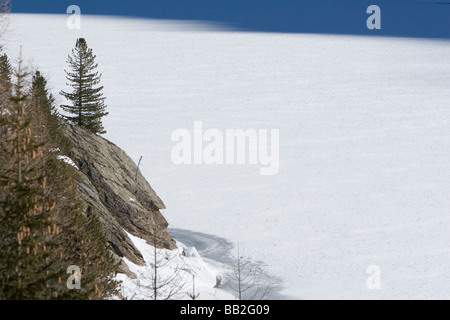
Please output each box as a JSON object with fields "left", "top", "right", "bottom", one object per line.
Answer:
{"left": 63, "top": 124, "right": 176, "bottom": 269}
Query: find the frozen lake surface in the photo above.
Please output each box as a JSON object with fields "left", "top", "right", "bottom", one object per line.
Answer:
{"left": 6, "top": 14, "right": 450, "bottom": 299}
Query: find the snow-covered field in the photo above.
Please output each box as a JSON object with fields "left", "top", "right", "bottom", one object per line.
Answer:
{"left": 6, "top": 14, "right": 450, "bottom": 299}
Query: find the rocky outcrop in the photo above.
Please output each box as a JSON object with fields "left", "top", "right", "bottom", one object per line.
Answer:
{"left": 63, "top": 124, "right": 176, "bottom": 271}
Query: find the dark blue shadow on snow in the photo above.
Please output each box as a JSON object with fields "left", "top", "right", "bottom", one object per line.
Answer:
{"left": 10, "top": 0, "right": 450, "bottom": 39}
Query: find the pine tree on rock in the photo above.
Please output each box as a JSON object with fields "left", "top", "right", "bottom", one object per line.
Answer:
{"left": 60, "top": 38, "right": 108, "bottom": 134}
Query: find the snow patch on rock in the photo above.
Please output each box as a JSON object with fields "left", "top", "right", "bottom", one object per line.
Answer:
{"left": 56, "top": 155, "right": 79, "bottom": 170}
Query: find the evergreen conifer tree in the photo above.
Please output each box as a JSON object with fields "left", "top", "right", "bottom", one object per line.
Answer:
{"left": 31, "top": 70, "right": 62, "bottom": 147}
{"left": 0, "top": 52, "right": 11, "bottom": 89}
{"left": 1, "top": 53, "right": 120, "bottom": 300}
{"left": 0, "top": 56, "right": 61, "bottom": 300}
{"left": 0, "top": 52, "right": 11, "bottom": 114}
{"left": 60, "top": 38, "right": 108, "bottom": 134}
{"left": 57, "top": 206, "right": 121, "bottom": 299}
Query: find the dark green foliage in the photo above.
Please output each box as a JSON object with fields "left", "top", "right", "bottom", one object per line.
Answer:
{"left": 41, "top": 155, "right": 121, "bottom": 300}
{"left": 0, "top": 52, "right": 11, "bottom": 92}
{"left": 0, "top": 56, "right": 62, "bottom": 300}
{"left": 60, "top": 38, "right": 108, "bottom": 135}
{"left": 0, "top": 53, "right": 120, "bottom": 300}
{"left": 31, "top": 70, "right": 73, "bottom": 152}
{"left": 32, "top": 71, "right": 58, "bottom": 135}
{"left": 0, "top": 51, "right": 12, "bottom": 154}
{"left": 57, "top": 205, "right": 121, "bottom": 300}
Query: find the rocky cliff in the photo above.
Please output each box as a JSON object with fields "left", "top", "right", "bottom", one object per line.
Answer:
{"left": 62, "top": 124, "right": 176, "bottom": 275}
